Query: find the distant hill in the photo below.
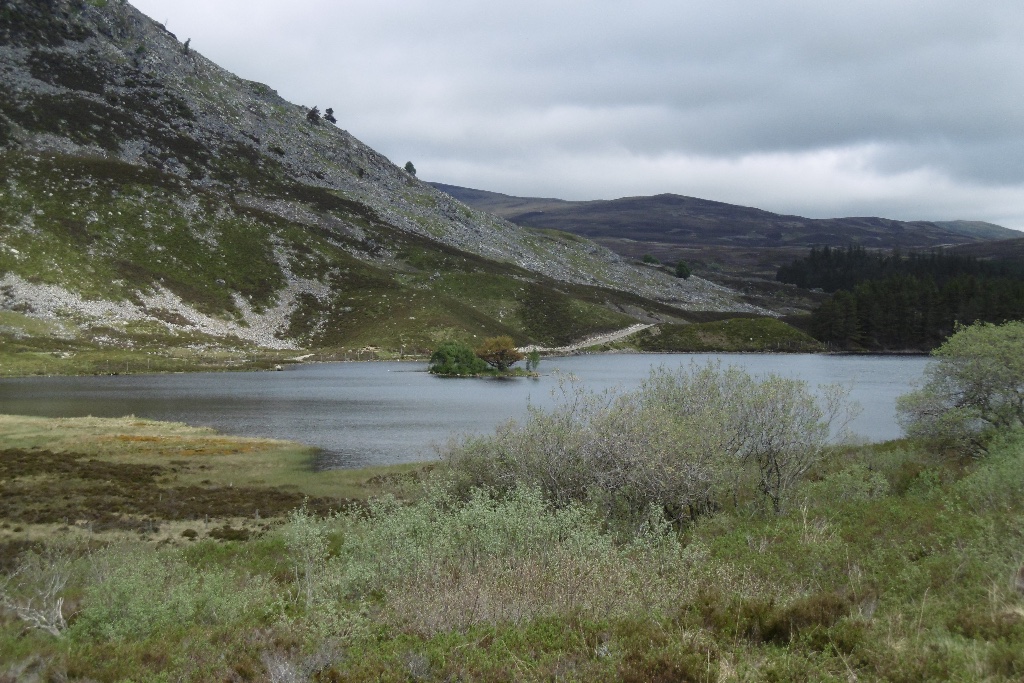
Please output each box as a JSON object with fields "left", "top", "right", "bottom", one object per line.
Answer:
{"left": 933, "top": 221, "right": 1021, "bottom": 242}
{"left": 431, "top": 184, "right": 1019, "bottom": 250}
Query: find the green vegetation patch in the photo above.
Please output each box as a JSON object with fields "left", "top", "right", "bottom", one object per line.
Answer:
{"left": 0, "top": 311, "right": 73, "bottom": 338}
{"left": 517, "top": 284, "right": 634, "bottom": 347}
{"left": 525, "top": 226, "right": 588, "bottom": 243}
{"left": 0, "top": 414, "right": 428, "bottom": 535}
{"left": 0, "top": 151, "right": 284, "bottom": 312}
{"left": 630, "top": 317, "right": 822, "bottom": 352}
{"left": 0, "top": 447, "right": 339, "bottom": 532}
{"left": 5, "top": 430, "right": 1024, "bottom": 680}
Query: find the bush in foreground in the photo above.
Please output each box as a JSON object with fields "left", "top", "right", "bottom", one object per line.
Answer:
{"left": 897, "top": 320, "right": 1024, "bottom": 455}
{"left": 442, "top": 362, "right": 852, "bottom": 522}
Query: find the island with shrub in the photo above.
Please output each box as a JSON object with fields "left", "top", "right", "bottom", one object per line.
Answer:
{"left": 428, "top": 336, "right": 541, "bottom": 377}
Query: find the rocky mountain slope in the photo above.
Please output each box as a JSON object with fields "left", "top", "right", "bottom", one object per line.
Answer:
{"left": 0, "top": 0, "right": 763, "bottom": 361}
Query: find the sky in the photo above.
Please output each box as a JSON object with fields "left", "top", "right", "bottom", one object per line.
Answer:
{"left": 131, "top": 0, "right": 1024, "bottom": 230}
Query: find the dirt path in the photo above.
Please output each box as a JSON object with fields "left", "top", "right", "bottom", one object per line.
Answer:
{"left": 519, "top": 323, "right": 654, "bottom": 354}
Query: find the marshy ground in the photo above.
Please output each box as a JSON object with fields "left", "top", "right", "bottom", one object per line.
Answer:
{"left": 0, "top": 414, "right": 428, "bottom": 552}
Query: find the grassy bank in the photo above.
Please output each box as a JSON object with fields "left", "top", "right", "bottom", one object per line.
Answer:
{"left": 0, "top": 314, "right": 825, "bottom": 379}
{"left": 0, "top": 327, "right": 432, "bottom": 378}
{"left": 3, "top": 408, "right": 1024, "bottom": 680}
{"left": 596, "top": 317, "right": 823, "bottom": 353}
{"left": 0, "top": 414, "right": 430, "bottom": 548}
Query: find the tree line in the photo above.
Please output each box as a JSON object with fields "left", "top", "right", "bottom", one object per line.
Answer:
{"left": 777, "top": 244, "right": 1024, "bottom": 293}
{"left": 778, "top": 246, "right": 1024, "bottom": 350}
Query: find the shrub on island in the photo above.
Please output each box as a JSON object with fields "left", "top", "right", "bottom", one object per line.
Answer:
{"left": 428, "top": 341, "right": 489, "bottom": 376}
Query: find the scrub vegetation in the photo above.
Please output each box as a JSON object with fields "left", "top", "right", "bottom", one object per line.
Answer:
{"left": 3, "top": 323, "right": 1024, "bottom": 681}
{"left": 625, "top": 317, "right": 823, "bottom": 353}
{"left": 429, "top": 336, "right": 533, "bottom": 377}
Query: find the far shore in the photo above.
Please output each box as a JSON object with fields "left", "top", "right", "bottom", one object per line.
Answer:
{"left": 0, "top": 345, "right": 936, "bottom": 379}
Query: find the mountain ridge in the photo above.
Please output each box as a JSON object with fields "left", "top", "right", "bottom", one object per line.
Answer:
{"left": 430, "top": 183, "right": 1018, "bottom": 249}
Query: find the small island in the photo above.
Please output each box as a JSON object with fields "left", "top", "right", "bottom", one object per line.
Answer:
{"left": 428, "top": 336, "right": 541, "bottom": 377}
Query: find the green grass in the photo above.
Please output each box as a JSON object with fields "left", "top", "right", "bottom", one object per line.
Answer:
{"left": 618, "top": 317, "right": 824, "bottom": 352}
{"left": 0, "top": 152, "right": 284, "bottom": 312}
{"left": 0, "top": 310, "right": 74, "bottom": 338}
{"left": 0, "top": 329, "right": 310, "bottom": 377}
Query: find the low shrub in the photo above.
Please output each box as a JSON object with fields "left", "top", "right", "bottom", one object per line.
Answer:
{"left": 72, "top": 545, "right": 273, "bottom": 641}
{"left": 800, "top": 462, "right": 890, "bottom": 504}
{"left": 952, "top": 428, "right": 1024, "bottom": 514}
{"left": 428, "top": 340, "right": 488, "bottom": 376}
{"left": 442, "top": 363, "right": 852, "bottom": 523}
{"left": 326, "top": 486, "right": 685, "bottom": 633}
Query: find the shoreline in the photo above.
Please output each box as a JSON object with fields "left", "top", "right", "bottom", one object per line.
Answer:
{"left": 0, "top": 346, "right": 933, "bottom": 379}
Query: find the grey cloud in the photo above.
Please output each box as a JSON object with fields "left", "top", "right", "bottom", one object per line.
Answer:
{"left": 130, "top": 0, "right": 1024, "bottom": 228}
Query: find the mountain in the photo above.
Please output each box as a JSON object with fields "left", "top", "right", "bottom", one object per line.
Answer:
{"left": 0, "top": 0, "right": 763, "bottom": 363}
{"left": 933, "top": 221, "right": 1023, "bottom": 242}
{"left": 430, "top": 184, "right": 1019, "bottom": 250}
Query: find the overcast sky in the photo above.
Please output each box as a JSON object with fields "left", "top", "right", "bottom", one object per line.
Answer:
{"left": 132, "top": 0, "right": 1024, "bottom": 229}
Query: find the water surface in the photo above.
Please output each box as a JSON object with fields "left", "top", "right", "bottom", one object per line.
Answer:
{"left": 0, "top": 354, "right": 929, "bottom": 468}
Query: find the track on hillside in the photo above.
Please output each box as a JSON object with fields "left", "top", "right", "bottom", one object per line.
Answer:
{"left": 519, "top": 324, "right": 653, "bottom": 354}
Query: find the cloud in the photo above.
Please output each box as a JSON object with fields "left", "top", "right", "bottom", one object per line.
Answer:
{"left": 132, "top": 0, "right": 1024, "bottom": 228}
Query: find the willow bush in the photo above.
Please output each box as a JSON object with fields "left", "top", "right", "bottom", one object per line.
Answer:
{"left": 73, "top": 544, "right": 274, "bottom": 641}
{"left": 441, "top": 363, "right": 852, "bottom": 523}
{"left": 898, "top": 320, "right": 1024, "bottom": 455}
{"left": 324, "top": 486, "right": 687, "bottom": 633}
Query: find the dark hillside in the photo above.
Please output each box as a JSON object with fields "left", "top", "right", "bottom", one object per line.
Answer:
{"left": 432, "top": 183, "right": 1018, "bottom": 250}
{"left": 949, "top": 237, "right": 1024, "bottom": 261}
